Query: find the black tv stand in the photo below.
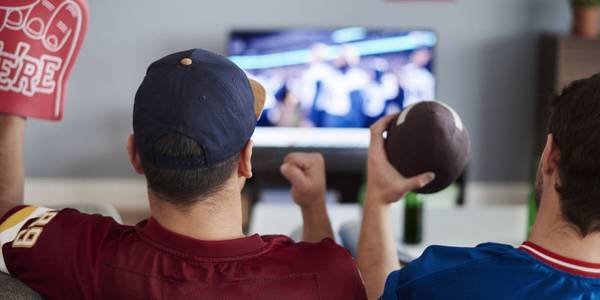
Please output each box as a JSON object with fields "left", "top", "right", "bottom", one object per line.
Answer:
{"left": 248, "top": 147, "right": 467, "bottom": 205}
{"left": 250, "top": 147, "right": 367, "bottom": 203}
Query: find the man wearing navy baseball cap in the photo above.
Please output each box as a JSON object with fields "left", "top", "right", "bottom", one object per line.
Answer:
{"left": 0, "top": 48, "right": 367, "bottom": 299}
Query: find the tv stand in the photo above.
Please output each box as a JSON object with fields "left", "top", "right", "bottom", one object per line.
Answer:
{"left": 248, "top": 147, "right": 467, "bottom": 205}
{"left": 250, "top": 147, "right": 367, "bottom": 203}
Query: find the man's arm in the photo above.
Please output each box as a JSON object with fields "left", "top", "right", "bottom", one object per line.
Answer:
{"left": 0, "top": 115, "right": 25, "bottom": 217}
{"left": 358, "top": 114, "right": 435, "bottom": 300}
{"left": 281, "top": 152, "right": 334, "bottom": 243}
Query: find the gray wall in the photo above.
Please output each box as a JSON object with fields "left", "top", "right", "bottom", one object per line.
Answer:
{"left": 23, "top": 0, "right": 578, "bottom": 181}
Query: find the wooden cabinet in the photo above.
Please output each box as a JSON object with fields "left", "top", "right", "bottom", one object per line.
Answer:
{"left": 536, "top": 35, "right": 600, "bottom": 154}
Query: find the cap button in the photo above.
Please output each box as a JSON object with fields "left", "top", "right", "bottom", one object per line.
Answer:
{"left": 180, "top": 58, "right": 193, "bottom": 66}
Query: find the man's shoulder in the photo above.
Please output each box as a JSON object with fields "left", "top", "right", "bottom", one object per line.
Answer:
{"left": 414, "top": 242, "right": 515, "bottom": 270}
{"left": 0, "top": 205, "right": 131, "bottom": 298}
{"left": 258, "top": 236, "right": 358, "bottom": 276}
{"left": 1, "top": 205, "right": 125, "bottom": 228}
{"left": 397, "top": 242, "right": 517, "bottom": 280}
{"left": 1, "top": 205, "right": 131, "bottom": 261}
{"left": 260, "top": 235, "right": 366, "bottom": 299}
{"left": 262, "top": 235, "right": 354, "bottom": 262}
{"left": 383, "top": 243, "right": 525, "bottom": 299}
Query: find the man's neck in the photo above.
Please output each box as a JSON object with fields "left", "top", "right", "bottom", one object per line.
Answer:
{"left": 528, "top": 193, "right": 600, "bottom": 263}
{"left": 148, "top": 185, "right": 244, "bottom": 241}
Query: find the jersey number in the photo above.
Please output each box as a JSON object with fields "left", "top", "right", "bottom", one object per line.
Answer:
{"left": 13, "top": 211, "right": 57, "bottom": 248}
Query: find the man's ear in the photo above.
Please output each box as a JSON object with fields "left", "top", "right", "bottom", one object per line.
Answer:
{"left": 541, "top": 134, "right": 560, "bottom": 176}
{"left": 127, "top": 135, "right": 145, "bottom": 175}
{"left": 238, "top": 140, "right": 253, "bottom": 179}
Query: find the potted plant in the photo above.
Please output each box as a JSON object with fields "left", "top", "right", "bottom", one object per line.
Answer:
{"left": 571, "top": 0, "right": 600, "bottom": 39}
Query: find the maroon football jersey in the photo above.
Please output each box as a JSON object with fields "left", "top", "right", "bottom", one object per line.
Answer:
{"left": 0, "top": 205, "right": 367, "bottom": 299}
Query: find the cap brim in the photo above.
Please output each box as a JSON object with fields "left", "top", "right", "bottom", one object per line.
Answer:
{"left": 249, "top": 78, "right": 266, "bottom": 119}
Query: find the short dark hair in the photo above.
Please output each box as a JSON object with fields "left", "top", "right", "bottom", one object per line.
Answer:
{"left": 140, "top": 133, "right": 240, "bottom": 207}
{"left": 548, "top": 73, "right": 600, "bottom": 236}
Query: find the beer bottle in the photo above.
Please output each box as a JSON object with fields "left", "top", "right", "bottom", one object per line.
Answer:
{"left": 404, "top": 192, "right": 424, "bottom": 244}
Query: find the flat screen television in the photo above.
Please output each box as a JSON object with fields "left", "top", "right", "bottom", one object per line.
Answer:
{"left": 228, "top": 28, "right": 437, "bottom": 148}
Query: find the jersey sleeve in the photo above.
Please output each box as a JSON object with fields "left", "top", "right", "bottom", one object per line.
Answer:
{"left": 0, "top": 205, "right": 124, "bottom": 299}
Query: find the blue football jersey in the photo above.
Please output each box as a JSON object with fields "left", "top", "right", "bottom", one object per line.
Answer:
{"left": 382, "top": 242, "right": 600, "bottom": 299}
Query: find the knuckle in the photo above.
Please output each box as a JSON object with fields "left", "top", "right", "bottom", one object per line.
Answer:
{"left": 367, "top": 154, "right": 379, "bottom": 165}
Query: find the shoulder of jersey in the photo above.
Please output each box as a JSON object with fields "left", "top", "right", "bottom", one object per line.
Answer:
{"left": 404, "top": 243, "right": 516, "bottom": 277}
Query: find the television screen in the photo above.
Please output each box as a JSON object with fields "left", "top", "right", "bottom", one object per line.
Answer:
{"left": 228, "top": 28, "right": 437, "bottom": 148}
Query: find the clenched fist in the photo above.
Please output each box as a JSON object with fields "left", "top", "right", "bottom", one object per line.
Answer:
{"left": 280, "top": 152, "right": 326, "bottom": 208}
{"left": 280, "top": 152, "right": 333, "bottom": 242}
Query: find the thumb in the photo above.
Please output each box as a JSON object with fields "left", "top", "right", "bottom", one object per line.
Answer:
{"left": 280, "top": 163, "right": 310, "bottom": 188}
{"left": 398, "top": 172, "right": 436, "bottom": 193}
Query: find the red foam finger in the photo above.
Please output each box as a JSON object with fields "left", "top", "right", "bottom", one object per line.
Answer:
{"left": 0, "top": 0, "right": 88, "bottom": 120}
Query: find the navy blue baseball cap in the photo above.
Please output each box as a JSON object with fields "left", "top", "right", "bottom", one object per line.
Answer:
{"left": 133, "top": 48, "right": 265, "bottom": 170}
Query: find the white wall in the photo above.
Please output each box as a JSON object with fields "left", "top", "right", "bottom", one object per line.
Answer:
{"left": 23, "top": 0, "right": 579, "bottom": 181}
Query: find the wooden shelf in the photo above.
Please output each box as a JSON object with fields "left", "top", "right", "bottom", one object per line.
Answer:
{"left": 536, "top": 35, "right": 600, "bottom": 154}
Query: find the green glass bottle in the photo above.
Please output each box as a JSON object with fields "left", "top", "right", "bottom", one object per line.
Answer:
{"left": 358, "top": 182, "right": 367, "bottom": 207}
{"left": 404, "top": 192, "right": 424, "bottom": 244}
{"left": 527, "top": 187, "right": 538, "bottom": 238}
{"left": 358, "top": 163, "right": 368, "bottom": 207}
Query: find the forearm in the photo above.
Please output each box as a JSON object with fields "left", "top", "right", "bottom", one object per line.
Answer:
{"left": 300, "top": 201, "right": 334, "bottom": 243}
{"left": 0, "top": 115, "right": 26, "bottom": 217}
{"left": 358, "top": 194, "right": 400, "bottom": 300}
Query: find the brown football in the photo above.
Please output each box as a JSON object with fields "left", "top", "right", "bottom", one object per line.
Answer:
{"left": 385, "top": 101, "right": 470, "bottom": 194}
